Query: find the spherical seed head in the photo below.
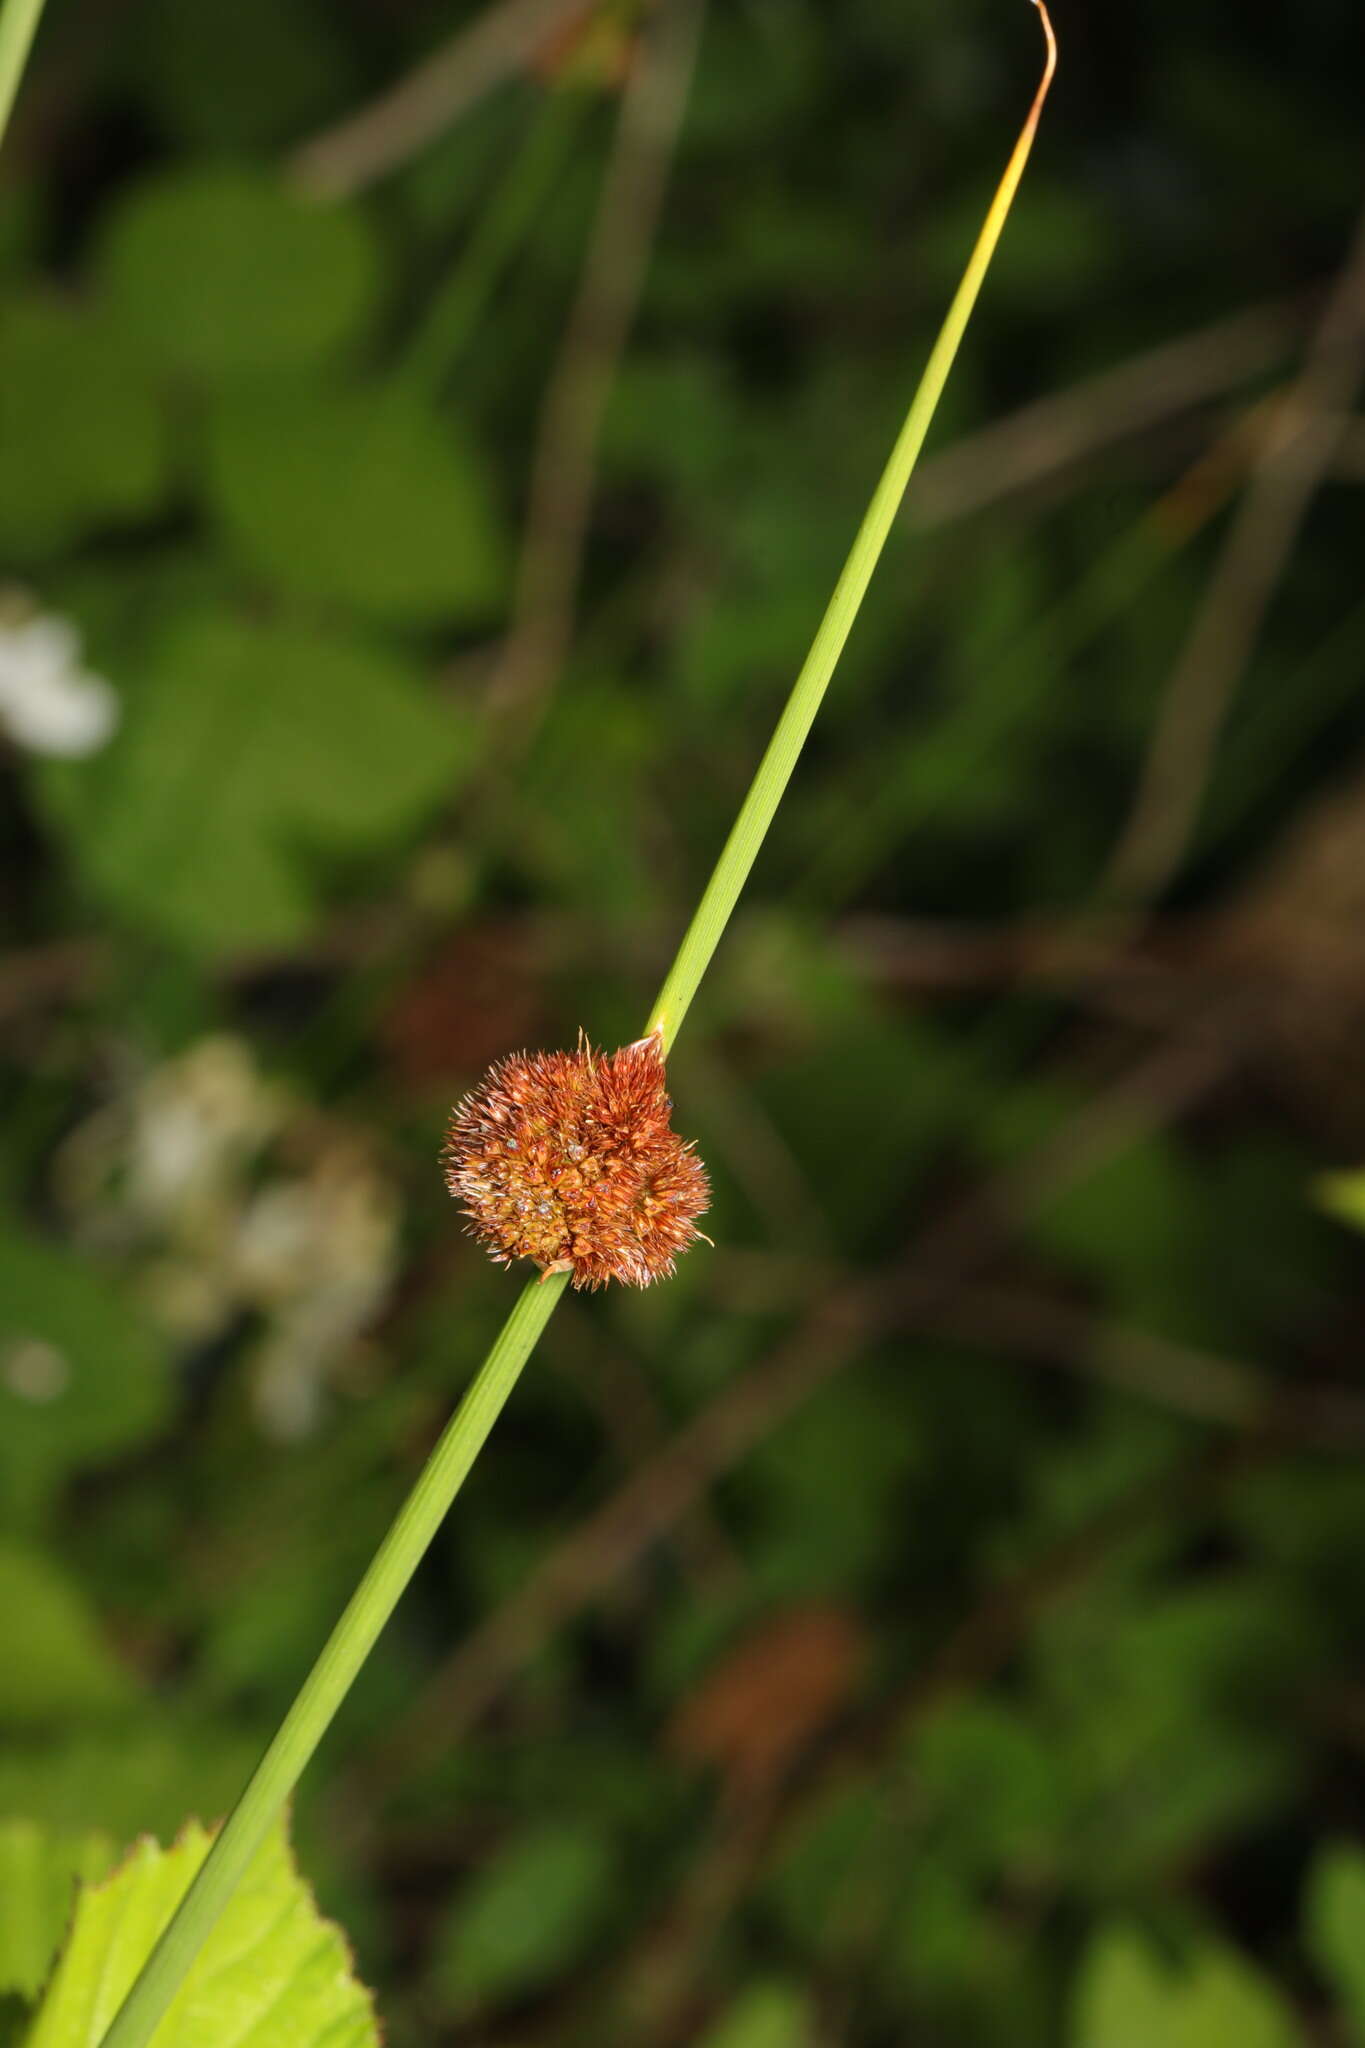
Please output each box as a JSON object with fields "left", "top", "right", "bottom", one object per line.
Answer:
{"left": 442, "top": 1034, "right": 710, "bottom": 1289}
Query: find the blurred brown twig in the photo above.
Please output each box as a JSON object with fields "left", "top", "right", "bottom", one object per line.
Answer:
{"left": 289, "top": 0, "right": 597, "bottom": 197}
{"left": 484, "top": 0, "right": 706, "bottom": 739}
{"left": 904, "top": 296, "right": 1309, "bottom": 528}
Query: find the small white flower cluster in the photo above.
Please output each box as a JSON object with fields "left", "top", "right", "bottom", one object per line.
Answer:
{"left": 56, "top": 1037, "right": 401, "bottom": 1440}
{"left": 0, "top": 608, "right": 119, "bottom": 757}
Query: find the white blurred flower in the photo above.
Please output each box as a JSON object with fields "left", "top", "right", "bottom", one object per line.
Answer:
{"left": 128, "top": 1037, "right": 285, "bottom": 1219}
{"left": 235, "top": 1152, "right": 401, "bottom": 1441}
{"left": 0, "top": 613, "right": 119, "bottom": 756}
{"left": 55, "top": 1032, "right": 403, "bottom": 1439}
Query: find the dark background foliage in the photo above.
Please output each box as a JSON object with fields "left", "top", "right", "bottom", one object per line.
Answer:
{"left": 2, "top": 0, "right": 1364, "bottom": 2040}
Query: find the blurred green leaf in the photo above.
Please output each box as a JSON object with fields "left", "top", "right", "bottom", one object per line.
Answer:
{"left": 520, "top": 678, "right": 663, "bottom": 915}
{"left": 0, "top": 1822, "right": 115, "bottom": 2002}
{"left": 885, "top": 1862, "right": 1049, "bottom": 2040}
{"left": 907, "top": 1700, "right": 1060, "bottom": 1877}
{"left": 431, "top": 1822, "right": 615, "bottom": 2013}
{"left": 27, "top": 1817, "right": 378, "bottom": 2047}
{"left": 1072, "top": 1926, "right": 1299, "bottom": 2047}
{"left": 204, "top": 385, "right": 505, "bottom": 624}
{"left": 757, "top": 1010, "right": 967, "bottom": 1247}
{"left": 1012, "top": 1122, "right": 1205, "bottom": 1332}
{"left": 40, "top": 609, "right": 468, "bottom": 953}
{"left": 0, "top": 1725, "right": 261, "bottom": 1849}
{"left": 1305, "top": 1844, "right": 1365, "bottom": 2040}
{"left": 97, "top": 169, "right": 380, "bottom": 378}
{"left": 0, "top": 297, "right": 169, "bottom": 561}
{"left": 0, "top": 1231, "right": 170, "bottom": 1524}
{"left": 745, "top": 1373, "right": 922, "bottom": 1592}
{"left": 1029, "top": 1578, "right": 1306, "bottom": 1892}
{"left": 0, "top": 1544, "right": 135, "bottom": 1729}
{"left": 1315, "top": 1169, "right": 1365, "bottom": 1234}
{"left": 133, "top": 0, "right": 355, "bottom": 149}
{"left": 699, "top": 1981, "right": 815, "bottom": 2048}
{"left": 764, "top": 1782, "right": 884, "bottom": 1962}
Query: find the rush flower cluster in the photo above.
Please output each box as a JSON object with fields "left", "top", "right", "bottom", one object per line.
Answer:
{"left": 442, "top": 1033, "right": 710, "bottom": 1289}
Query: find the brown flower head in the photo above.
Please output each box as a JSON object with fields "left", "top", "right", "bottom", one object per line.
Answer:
{"left": 442, "top": 1032, "right": 710, "bottom": 1289}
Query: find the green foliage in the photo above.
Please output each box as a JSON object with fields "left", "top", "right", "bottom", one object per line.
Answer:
{"left": 1022, "top": 1575, "right": 1309, "bottom": 1892}
{"left": 40, "top": 611, "right": 469, "bottom": 952}
{"left": 907, "top": 1701, "right": 1059, "bottom": 1877}
{"left": 1071, "top": 1927, "right": 1299, "bottom": 2048}
{"left": 699, "top": 1982, "right": 816, "bottom": 2048}
{"left": 0, "top": 298, "right": 168, "bottom": 562}
{"left": 1305, "top": 1846, "right": 1365, "bottom": 2041}
{"left": 0, "top": 1824, "right": 114, "bottom": 2003}
{"left": 0, "top": 1231, "right": 170, "bottom": 1525}
{"left": 132, "top": 0, "right": 355, "bottom": 150}
{"left": 1315, "top": 1169, "right": 1365, "bottom": 1235}
{"left": 2, "top": 0, "right": 1362, "bottom": 2043}
{"left": 744, "top": 1372, "right": 923, "bottom": 1591}
{"left": 0, "top": 1726, "right": 263, "bottom": 1850}
{"left": 25, "top": 1817, "right": 378, "bottom": 2047}
{"left": 431, "top": 1822, "right": 616, "bottom": 2015}
{"left": 0, "top": 1546, "right": 134, "bottom": 1729}
{"left": 96, "top": 169, "right": 380, "bottom": 379}
{"left": 204, "top": 385, "right": 506, "bottom": 624}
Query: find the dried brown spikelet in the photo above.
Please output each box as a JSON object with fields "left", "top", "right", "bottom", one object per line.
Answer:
{"left": 442, "top": 1032, "right": 710, "bottom": 1289}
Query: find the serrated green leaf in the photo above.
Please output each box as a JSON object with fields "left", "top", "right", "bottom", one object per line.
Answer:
{"left": 39, "top": 609, "right": 468, "bottom": 954}
{"left": 0, "top": 1823, "right": 115, "bottom": 2002}
{"left": 0, "top": 297, "right": 169, "bottom": 561}
{"left": 1072, "top": 1926, "right": 1299, "bottom": 2048}
{"left": 432, "top": 1823, "right": 615, "bottom": 2013}
{"left": 1306, "top": 1844, "right": 1365, "bottom": 2039}
{"left": 0, "top": 1546, "right": 135, "bottom": 1730}
{"left": 0, "top": 1231, "right": 170, "bottom": 1524}
{"left": 97, "top": 169, "right": 380, "bottom": 378}
{"left": 26, "top": 1818, "right": 378, "bottom": 2048}
{"left": 204, "top": 384, "right": 505, "bottom": 625}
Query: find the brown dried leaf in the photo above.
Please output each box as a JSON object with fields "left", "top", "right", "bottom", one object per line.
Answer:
{"left": 668, "top": 1604, "right": 867, "bottom": 1797}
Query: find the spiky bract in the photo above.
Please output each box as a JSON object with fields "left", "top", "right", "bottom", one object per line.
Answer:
{"left": 442, "top": 1034, "right": 710, "bottom": 1289}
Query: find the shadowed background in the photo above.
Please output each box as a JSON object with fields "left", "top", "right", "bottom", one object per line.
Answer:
{"left": 2, "top": 0, "right": 1364, "bottom": 2041}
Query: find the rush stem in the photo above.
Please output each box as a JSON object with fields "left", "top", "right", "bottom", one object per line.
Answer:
{"left": 95, "top": 9, "right": 1055, "bottom": 2042}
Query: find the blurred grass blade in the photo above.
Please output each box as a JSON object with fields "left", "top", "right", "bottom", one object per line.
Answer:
{"left": 0, "top": 0, "right": 46, "bottom": 145}
{"left": 94, "top": 9, "right": 1056, "bottom": 2044}
{"left": 402, "top": 85, "right": 588, "bottom": 396}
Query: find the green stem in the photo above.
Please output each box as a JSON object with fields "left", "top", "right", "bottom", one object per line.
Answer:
{"left": 0, "top": 0, "right": 46, "bottom": 147}
{"left": 647, "top": 1, "right": 1054, "bottom": 1052}
{"left": 96, "top": 10, "right": 1054, "bottom": 2042}
{"left": 99, "top": 1273, "right": 567, "bottom": 2048}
